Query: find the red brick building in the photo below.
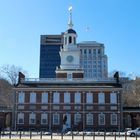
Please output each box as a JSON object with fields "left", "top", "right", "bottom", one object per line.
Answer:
{"left": 14, "top": 75, "right": 123, "bottom": 131}
{"left": 14, "top": 8, "right": 123, "bottom": 131}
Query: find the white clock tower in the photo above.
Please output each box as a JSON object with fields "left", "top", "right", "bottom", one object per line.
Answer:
{"left": 56, "top": 7, "right": 83, "bottom": 80}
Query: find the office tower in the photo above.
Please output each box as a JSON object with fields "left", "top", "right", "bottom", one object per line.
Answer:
{"left": 39, "top": 34, "right": 63, "bottom": 78}
{"left": 78, "top": 41, "right": 108, "bottom": 79}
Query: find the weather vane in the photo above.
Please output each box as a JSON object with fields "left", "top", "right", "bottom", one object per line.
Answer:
{"left": 68, "top": 6, "right": 73, "bottom": 29}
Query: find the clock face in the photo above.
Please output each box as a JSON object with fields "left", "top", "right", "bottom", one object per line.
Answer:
{"left": 66, "top": 55, "right": 74, "bottom": 62}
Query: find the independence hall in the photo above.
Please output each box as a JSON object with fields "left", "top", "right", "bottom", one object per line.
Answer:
{"left": 14, "top": 8, "right": 123, "bottom": 131}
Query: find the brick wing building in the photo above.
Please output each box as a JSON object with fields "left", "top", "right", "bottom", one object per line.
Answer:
{"left": 14, "top": 75, "right": 122, "bottom": 131}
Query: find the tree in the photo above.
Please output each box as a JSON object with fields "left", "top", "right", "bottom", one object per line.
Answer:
{"left": 109, "top": 70, "right": 126, "bottom": 78}
{"left": 0, "top": 78, "right": 13, "bottom": 107}
{"left": 122, "top": 77, "right": 140, "bottom": 107}
{"left": 0, "top": 64, "right": 27, "bottom": 85}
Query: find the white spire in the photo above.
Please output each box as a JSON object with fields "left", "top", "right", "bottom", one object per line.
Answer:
{"left": 68, "top": 6, "right": 73, "bottom": 29}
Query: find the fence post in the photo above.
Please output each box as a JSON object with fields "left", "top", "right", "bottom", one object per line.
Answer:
{"left": 40, "top": 131, "right": 42, "bottom": 139}
{"left": 125, "top": 131, "right": 127, "bottom": 140}
{"left": 30, "top": 131, "right": 32, "bottom": 139}
{"left": 104, "top": 131, "right": 106, "bottom": 140}
{"left": 72, "top": 130, "right": 73, "bottom": 140}
{"left": 61, "top": 132, "right": 63, "bottom": 140}
{"left": 19, "top": 131, "right": 21, "bottom": 139}
{"left": 136, "top": 133, "right": 137, "bottom": 140}
{"left": 51, "top": 131, "right": 52, "bottom": 139}
{"left": 82, "top": 131, "right": 84, "bottom": 140}
{"left": 93, "top": 131, "right": 95, "bottom": 140}
{"left": 9, "top": 130, "right": 11, "bottom": 139}
{"left": 114, "top": 131, "right": 116, "bottom": 140}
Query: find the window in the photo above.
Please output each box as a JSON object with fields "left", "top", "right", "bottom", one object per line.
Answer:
{"left": 30, "top": 92, "right": 36, "bottom": 103}
{"left": 69, "top": 36, "right": 72, "bottom": 43}
{"left": 75, "top": 92, "right": 81, "bottom": 103}
{"left": 73, "top": 37, "right": 76, "bottom": 44}
{"left": 98, "top": 49, "right": 101, "bottom": 54}
{"left": 41, "top": 113, "right": 48, "bottom": 124}
{"left": 111, "top": 113, "right": 117, "bottom": 125}
{"left": 98, "top": 92, "right": 105, "bottom": 104}
{"left": 65, "top": 37, "right": 67, "bottom": 45}
{"left": 53, "top": 92, "right": 60, "bottom": 103}
{"left": 17, "top": 113, "right": 24, "bottom": 124}
{"left": 18, "top": 92, "right": 25, "bottom": 103}
{"left": 29, "top": 113, "right": 36, "bottom": 124}
{"left": 53, "top": 114, "right": 60, "bottom": 125}
{"left": 67, "top": 73, "right": 72, "bottom": 80}
{"left": 110, "top": 92, "right": 117, "bottom": 104}
{"left": 64, "top": 92, "right": 70, "bottom": 103}
{"left": 74, "top": 113, "right": 81, "bottom": 125}
{"left": 86, "top": 92, "right": 93, "bottom": 103}
{"left": 84, "top": 49, "right": 87, "bottom": 54}
{"left": 98, "top": 113, "right": 105, "bottom": 125}
{"left": 42, "top": 92, "right": 48, "bottom": 103}
{"left": 86, "top": 114, "right": 93, "bottom": 125}
{"left": 89, "top": 49, "right": 91, "bottom": 54}
{"left": 93, "top": 49, "right": 96, "bottom": 55}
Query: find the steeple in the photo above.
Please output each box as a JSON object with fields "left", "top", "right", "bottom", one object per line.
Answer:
{"left": 68, "top": 6, "right": 73, "bottom": 29}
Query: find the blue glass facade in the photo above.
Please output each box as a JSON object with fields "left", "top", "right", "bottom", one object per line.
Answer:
{"left": 39, "top": 35, "right": 63, "bottom": 78}
{"left": 39, "top": 45, "right": 61, "bottom": 78}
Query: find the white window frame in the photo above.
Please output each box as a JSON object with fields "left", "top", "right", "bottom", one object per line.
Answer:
{"left": 17, "top": 113, "right": 24, "bottom": 124}
{"left": 111, "top": 113, "right": 117, "bottom": 125}
{"left": 75, "top": 92, "right": 81, "bottom": 103}
{"left": 18, "top": 92, "right": 25, "bottom": 103}
{"left": 41, "top": 113, "right": 48, "bottom": 125}
{"left": 98, "top": 113, "right": 105, "bottom": 125}
{"left": 98, "top": 92, "right": 105, "bottom": 104}
{"left": 74, "top": 113, "right": 81, "bottom": 125}
{"left": 64, "top": 92, "right": 70, "bottom": 103}
{"left": 29, "top": 113, "right": 36, "bottom": 124}
{"left": 86, "top": 113, "right": 93, "bottom": 125}
{"left": 67, "top": 73, "right": 73, "bottom": 80}
{"left": 86, "top": 92, "right": 93, "bottom": 103}
{"left": 110, "top": 92, "right": 117, "bottom": 104}
{"left": 42, "top": 92, "right": 48, "bottom": 103}
{"left": 30, "top": 92, "right": 36, "bottom": 103}
{"left": 53, "top": 92, "right": 60, "bottom": 103}
{"left": 53, "top": 114, "right": 60, "bottom": 125}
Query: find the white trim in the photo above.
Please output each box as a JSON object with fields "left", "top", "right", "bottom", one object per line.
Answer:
{"left": 98, "top": 92, "right": 105, "bottom": 104}
{"left": 42, "top": 92, "right": 48, "bottom": 103}
{"left": 86, "top": 113, "right": 93, "bottom": 125}
{"left": 41, "top": 113, "right": 48, "bottom": 125}
{"left": 30, "top": 92, "right": 36, "bottom": 103}
{"left": 53, "top": 113, "right": 60, "bottom": 125}
{"left": 74, "top": 113, "right": 81, "bottom": 125}
{"left": 17, "top": 112, "right": 24, "bottom": 124}
{"left": 111, "top": 113, "right": 117, "bottom": 125}
{"left": 98, "top": 113, "right": 105, "bottom": 125}
{"left": 18, "top": 91, "right": 25, "bottom": 103}
{"left": 29, "top": 112, "right": 36, "bottom": 125}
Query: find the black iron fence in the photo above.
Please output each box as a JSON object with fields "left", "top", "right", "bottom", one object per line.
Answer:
{"left": 0, "top": 130, "right": 140, "bottom": 139}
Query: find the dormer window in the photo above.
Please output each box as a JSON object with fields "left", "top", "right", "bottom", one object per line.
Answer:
{"left": 69, "top": 36, "right": 72, "bottom": 44}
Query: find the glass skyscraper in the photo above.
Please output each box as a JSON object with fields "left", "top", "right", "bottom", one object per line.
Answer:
{"left": 39, "top": 34, "right": 63, "bottom": 78}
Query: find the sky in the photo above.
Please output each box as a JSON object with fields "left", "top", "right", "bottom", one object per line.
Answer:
{"left": 0, "top": 0, "right": 140, "bottom": 78}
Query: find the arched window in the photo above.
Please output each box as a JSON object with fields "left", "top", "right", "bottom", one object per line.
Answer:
{"left": 69, "top": 36, "right": 72, "bottom": 44}
{"left": 65, "top": 37, "right": 67, "bottom": 45}
{"left": 73, "top": 37, "right": 76, "bottom": 44}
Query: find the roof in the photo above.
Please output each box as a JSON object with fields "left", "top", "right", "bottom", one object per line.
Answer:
{"left": 65, "top": 29, "right": 76, "bottom": 34}
{"left": 15, "top": 78, "right": 122, "bottom": 89}
{"left": 78, "top": 41, "right": 104, "bottom": 46}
